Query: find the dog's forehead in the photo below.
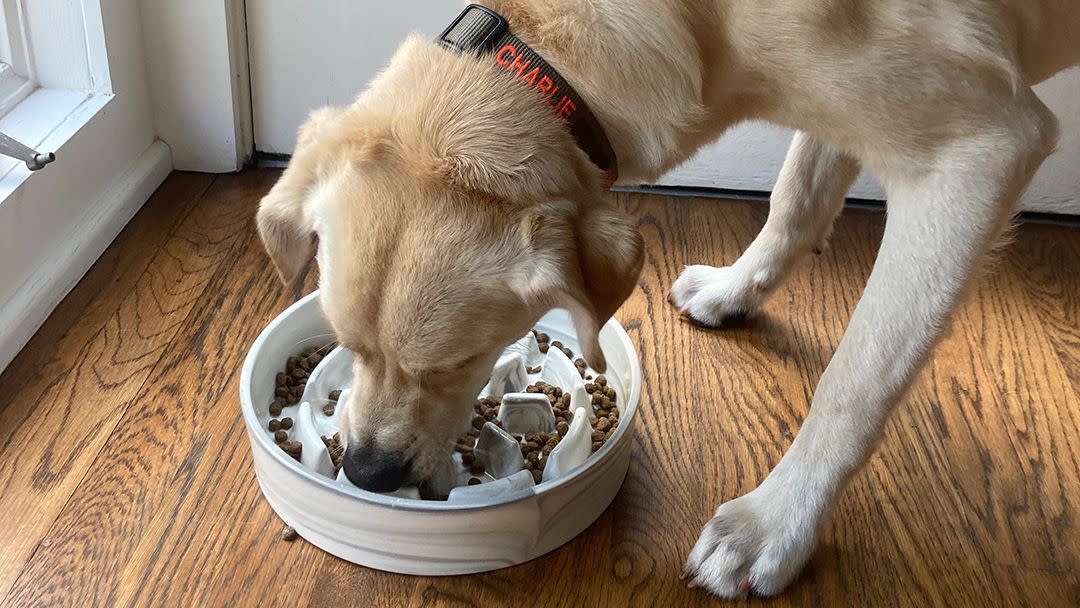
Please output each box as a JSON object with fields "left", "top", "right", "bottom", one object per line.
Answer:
{"left": 320, "top": 189, "right": 526, "bottom": 360}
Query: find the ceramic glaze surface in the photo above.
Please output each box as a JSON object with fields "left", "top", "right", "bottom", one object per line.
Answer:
{"left": 240, "top": 291, "right": 641, "bottom": 574}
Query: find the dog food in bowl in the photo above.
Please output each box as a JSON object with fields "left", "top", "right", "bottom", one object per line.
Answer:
{"left": 239, "top": 291, "right": 640, "bottom": 575}
{"left": 260, "top": 328, "right": 626, "bottom": 501}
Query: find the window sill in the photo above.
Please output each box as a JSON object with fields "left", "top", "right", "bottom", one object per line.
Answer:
{"left": 0, "top": 88, "right": 112, "bottom": 200}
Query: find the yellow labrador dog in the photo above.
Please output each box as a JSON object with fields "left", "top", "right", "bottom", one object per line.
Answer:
{"left": 257, "top": 0, "right": 1079, "bottom": 597}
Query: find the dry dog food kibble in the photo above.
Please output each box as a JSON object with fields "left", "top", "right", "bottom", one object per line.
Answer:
{"left": 321, "top": 433, "right": 345, "bottom": 472}
{"left": 281, "top": 525, "right": 299, "bottom": 541}
{"left": 268, "top": 343, "right": 335, "bottom": 416}
{"left": 267, "top": 329, "right": 624, "bottom": 496}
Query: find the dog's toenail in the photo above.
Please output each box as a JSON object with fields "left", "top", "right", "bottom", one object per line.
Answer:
{"left": 738, "top": 578, "right": 752, "bottom": 594}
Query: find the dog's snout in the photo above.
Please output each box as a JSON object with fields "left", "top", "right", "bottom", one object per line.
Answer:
{"left": 341, "top": 443, "right": 411, "bottom": 492}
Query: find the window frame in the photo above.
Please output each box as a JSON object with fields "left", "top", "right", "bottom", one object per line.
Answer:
{"left": 0, "top": 0, "right": 35, "bottom": 117}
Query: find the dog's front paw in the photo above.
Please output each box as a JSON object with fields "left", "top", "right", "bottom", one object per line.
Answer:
{"left": 683, "top": 491, "right": 818, "bottom": 598}
{"left": 668, "top": 264, "right": 761, "bottom": 328}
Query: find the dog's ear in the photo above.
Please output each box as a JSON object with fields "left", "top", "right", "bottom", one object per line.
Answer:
{"left": 257, "top": 186, "right": 314, "bottom": 285}
{"left": 257, "top": 106, "right": 347, "bottom": 284}
{"left": 562, "top": 204, "right": 644, "bottom": 371}
{"left": 435, "top": 127, "right": 589, "bottom": 201}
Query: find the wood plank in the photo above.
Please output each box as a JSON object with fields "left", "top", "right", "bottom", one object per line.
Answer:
{"left": 0, "top": 172, "right": 213, "bottom": 398}
{"left": 1, "top": 175, "right": 1077, "bottom": 607}
{"left": 0, "top": 172, "right": 260, "bottom": 601}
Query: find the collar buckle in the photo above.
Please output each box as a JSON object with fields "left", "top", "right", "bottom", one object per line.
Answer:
{"left": 437, "top": 4, "right": 509, "bottom": 54}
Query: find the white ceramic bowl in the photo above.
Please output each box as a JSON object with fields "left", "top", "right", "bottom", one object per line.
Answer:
{"left": 239, "top": 291, "right": 641, "bottom": 575}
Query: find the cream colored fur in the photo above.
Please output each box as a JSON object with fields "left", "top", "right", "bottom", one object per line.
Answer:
{"left": 258, "top": 0, "right": 1079, "bottom": 597}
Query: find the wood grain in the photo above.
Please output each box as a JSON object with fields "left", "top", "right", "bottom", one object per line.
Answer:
{"left": 1, "top": 174, "right": 1078, "bottom": 607}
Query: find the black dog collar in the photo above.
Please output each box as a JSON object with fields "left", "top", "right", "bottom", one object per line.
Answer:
{"left": 437, "top": 4, "right": 618, "bottom": 188}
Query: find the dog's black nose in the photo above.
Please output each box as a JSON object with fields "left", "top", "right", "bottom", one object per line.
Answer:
{"left": 341, "top": 444, "right": 411, "bottom": 492}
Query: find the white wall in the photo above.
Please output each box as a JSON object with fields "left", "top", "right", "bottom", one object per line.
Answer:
{"left": 660, "top": 68, "right": 1080, "bottom": 214}
{"left": 247, "top": 0, "right": 458, "bottom": 154}
{"left": 140, "top": 0, "right": 251, "bottom": 171}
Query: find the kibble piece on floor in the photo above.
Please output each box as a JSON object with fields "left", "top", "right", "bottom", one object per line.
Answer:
{"left": 268, "top": 419, "right": 281, "bottom": 432}
{"left": 595, "top": 375, "right": 607, "bottom": 387}
{"left": 461, "top": 452, "right": 475, "bottom": 466}
{"left": 591, "top": 429, "right": 606, "bottom": 442}
{"left": 551, "top": 340, "right": 563, "bottom": 350}
{"left": 280, "top": 417, "right": 294, "bottom": 429}
{"left": 281, "top": 525, "right": 299, "bottom": 541}
{"left": 592, "top": 441, "right": 603, "bottom": 452}
{"left": 532, "top": 469, "right": 544, "bottom": 484}
{"left": 274, "top": 430, "right": 288, "bottom": 443}
{"left": 269, "top": 400, "right": 284, "bottom": 416}
{"left": 328, "top": 389, "right": 341, "bottom": 401}
{"left": 596, "top": 417, "right": 611, "bottom": 432}
{"left": 471, "top": 415, "right": 485, "bottom": 430}
{"left": 538, "top": 343, "right": 549, "bottom": 353}
{"left": 536, "top": 332, "right": 549, "bottom": 343}
{"left": 562, "top": 347, "right": 573, "bottom": 358}
{"left": 556, "top": 420, "right": 569, "bottom": 436}
{"left": 322, "top": 403, "right": 335, "bottom": 416}
{"left": 275, "top": 372, "right": 288, "bottom": 386}
{"left": 468, "top": 477, "right": 482, "bottom": 486}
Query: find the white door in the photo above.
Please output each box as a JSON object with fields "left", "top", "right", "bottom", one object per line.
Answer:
{"left": 247, "top": 4, "right": 1080, "bottom": 214}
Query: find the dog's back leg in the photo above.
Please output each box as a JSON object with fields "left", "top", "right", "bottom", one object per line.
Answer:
{"left": 683, "top": 91, "right": 1059, "bottom": 598}
{"left": 669, "top": 132, "right": 860, "bottom": 326}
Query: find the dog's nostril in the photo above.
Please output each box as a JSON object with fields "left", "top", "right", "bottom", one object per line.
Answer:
{"left": 341, "top": 444, "right": 411, "bottom": 492}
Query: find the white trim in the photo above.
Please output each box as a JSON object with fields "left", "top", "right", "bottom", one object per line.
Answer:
{"left": 0, "top": 0, "right": 163, "bottom": 374}
{"left": 0, "top": 140, "right": 171, "bottom": 373}
{"left": 0, "top": 0, "right": 34, "bottom": 80}
{"left": 140, "top": 0, "right": 251, "bottom": 171}
{"left": 0, "top": 62, "right": 33, "bottom": 116}
{"left": 226, "top": 0, "right": 254, "bottom": 165}
{"left": 0, "top": 88, "right": 97, "bottom": 182}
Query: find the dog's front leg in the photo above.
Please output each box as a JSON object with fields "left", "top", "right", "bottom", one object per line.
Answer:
{"left": 669, "top": 132, "right": 859, "bottom": 326}
{"left": 683, "top": 96, "right": 1058, "bottom": 597}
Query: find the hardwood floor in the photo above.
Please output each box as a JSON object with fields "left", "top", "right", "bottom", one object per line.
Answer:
{"left": 1, "top": 169, "right": 1077, "bottom": 607}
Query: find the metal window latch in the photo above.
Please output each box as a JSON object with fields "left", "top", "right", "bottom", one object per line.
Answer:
{"left": 0, "top": 131, "right": 55, "bottom": 171}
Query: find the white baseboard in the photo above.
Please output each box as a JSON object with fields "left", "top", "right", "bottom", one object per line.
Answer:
{"left": 0, "top": 140, "right": 172, "bottom": 374}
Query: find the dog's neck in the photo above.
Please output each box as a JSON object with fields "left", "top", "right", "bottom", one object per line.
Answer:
{"left": 478, "top": 0, "right": 762, "bottom": 184}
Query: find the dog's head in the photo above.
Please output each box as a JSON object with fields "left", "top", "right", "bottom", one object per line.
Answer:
{"left": 256, "top": 36, "right": 643, "bottom": 492}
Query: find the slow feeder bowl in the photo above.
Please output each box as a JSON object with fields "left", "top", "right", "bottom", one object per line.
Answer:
{"left": 240, "top": 291, "right": 641, "bottom": 575}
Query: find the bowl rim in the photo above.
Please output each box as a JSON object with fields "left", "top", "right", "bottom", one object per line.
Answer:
{"left": 240, "top": 290, "right": 642, "bottom": 513}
